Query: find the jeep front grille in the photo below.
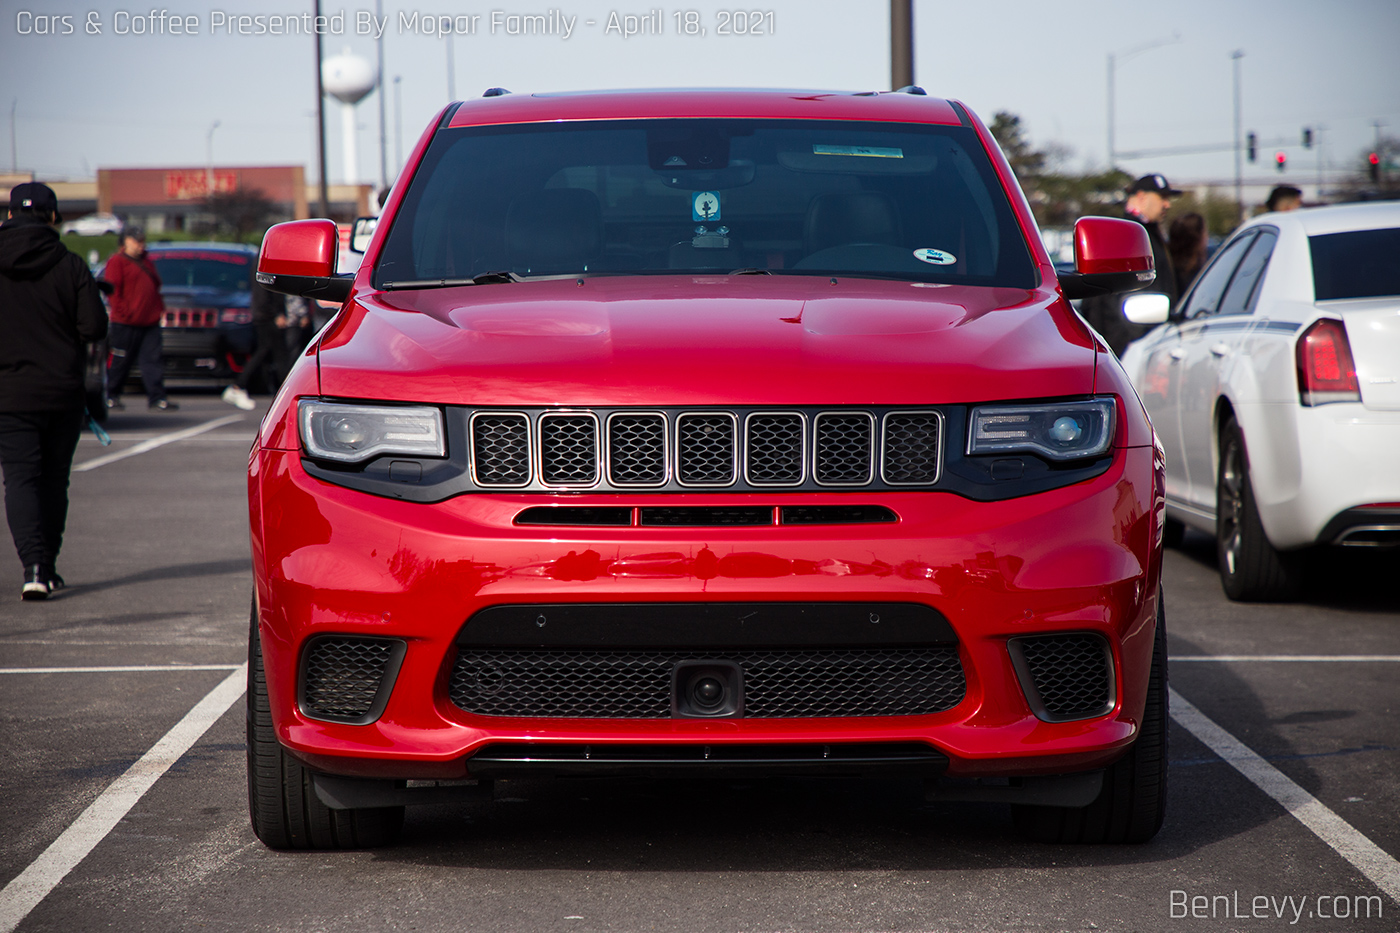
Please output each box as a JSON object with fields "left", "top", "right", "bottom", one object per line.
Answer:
{"left": 463, "top": 407, "right": 941, "bottom": 492}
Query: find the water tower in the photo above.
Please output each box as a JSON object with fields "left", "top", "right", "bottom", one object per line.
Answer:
{"left": 321, "top": 50, "right": 377, "bottom": 185}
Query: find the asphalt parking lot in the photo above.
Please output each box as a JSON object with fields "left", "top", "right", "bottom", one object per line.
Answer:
{"left": 1, "top": 393, "right": 1397, "bottom": 933}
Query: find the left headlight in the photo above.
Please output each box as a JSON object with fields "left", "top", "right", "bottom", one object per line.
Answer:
{"left": 298, "top": 400, "right": 446, "bottom": 463}
{"left": 967, "top": 398, "right": 1115, "bottom": 461}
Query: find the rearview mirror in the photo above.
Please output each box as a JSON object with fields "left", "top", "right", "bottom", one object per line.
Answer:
{"left": 256, "top": 219, "right": 354, "bottom": 302}
{"left": 350, "top": 216, "right": 378, "bottom": 253}
{"left": 1057, "top": 216, "right": 1156, "bottom": 300}
{"left": 1123, "top": 292, "right": 1171, "bottom": 325}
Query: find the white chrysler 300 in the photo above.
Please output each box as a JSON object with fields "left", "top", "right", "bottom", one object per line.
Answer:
{"left": 1120, "top": 201, "right": 1400, "bottom": 601}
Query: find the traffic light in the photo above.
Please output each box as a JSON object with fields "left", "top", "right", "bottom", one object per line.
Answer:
{"left": 1275, "top": 151, "right": 1287, "bottom": 172}
{"left": 1247, "top": 132, "right": 1257, "bottom": 162}
{"left": 1370, "top": 152, "right": 1381, "bottom": 184}
{"left": 1302, "top": 127, "right": 1313, "bottom": 149}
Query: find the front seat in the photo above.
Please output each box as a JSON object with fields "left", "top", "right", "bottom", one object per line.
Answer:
{"left": 803, "top": 191, "right": 903, "bottom": 255}
{"left": 505, "top": 189, "right": 604, "bottom": 275}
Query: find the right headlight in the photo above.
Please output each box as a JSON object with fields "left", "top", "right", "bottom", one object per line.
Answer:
{"left": 298, "top": 400, "right": 446, "bottom": 463}
{"left": 967, "top": 398, "right": 1115, "bottom": 461}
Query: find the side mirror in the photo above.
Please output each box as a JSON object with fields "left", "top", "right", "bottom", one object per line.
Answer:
{"left": 1057, "top": 216, "right": 1156, "bottom": 300}
{"left": 1123, "top": 292, "right": 1171, "bottom": 325}
{"left": 349, "top": 216, "right": 378, "bottom": 253}
{"left": 256, "top": 219, "right": 354, "bottom": 302}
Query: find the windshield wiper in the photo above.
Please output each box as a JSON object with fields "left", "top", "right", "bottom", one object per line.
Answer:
{"left": 379, "top": 270, "right": 520, "bottom": 290}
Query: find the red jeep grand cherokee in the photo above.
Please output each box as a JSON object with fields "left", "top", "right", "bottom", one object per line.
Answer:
{"left": 247, "top": 88, "right": 1167, "bottom": 849}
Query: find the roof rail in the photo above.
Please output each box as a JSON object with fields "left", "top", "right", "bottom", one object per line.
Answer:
{"left": 482, "top": 87, "right": 511, "bottom": 98}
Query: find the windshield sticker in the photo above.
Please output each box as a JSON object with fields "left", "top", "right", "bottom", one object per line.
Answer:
{"left": 813, "top": 145, "right": 904, "bottom": 159}
{"left": 692, "top": 191, "right": 721, "bottom": 222}
{"left": 914, "top": 248, "right": 957, "bottom": 265}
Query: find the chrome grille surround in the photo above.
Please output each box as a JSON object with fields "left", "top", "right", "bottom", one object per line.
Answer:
{"left": 744, "top": 411, "right": 807, "bottom": 486}
{"left": 461, "top": 407, "right": 944, "bottom": 492}
{"left": 538, "top": 411, "right": 600, "bottom": 487}
{"left": 813, "top": 411, "right": 876, "bottom": 486}
{"left": 469, "top": 411, "right": 532, "bottom": 487}
{"left": 606, "top": 412, "right": 668, "bottom": 487}
{"left": 881, "top": 410, "right": 945, "bottom": 486}
{"left": 675, "top": 412, "right": 739, "bottom": 487}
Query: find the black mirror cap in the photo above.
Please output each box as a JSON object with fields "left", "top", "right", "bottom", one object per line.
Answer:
{"left": 255, "top": 271, "right": 354, "bottom": 302}
{"left": 1057, "top": 269, "right": 1156, "bottom": 301}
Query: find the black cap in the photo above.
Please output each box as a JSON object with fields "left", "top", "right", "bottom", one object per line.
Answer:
{"left": 119, "top": 225, "right": 145, "bottom": 242}
{"left": 8, "top": 182, "right": 62, "bottom": 222}
{"left": 1127, "top": 173, "right": 1183, "bottom": 198}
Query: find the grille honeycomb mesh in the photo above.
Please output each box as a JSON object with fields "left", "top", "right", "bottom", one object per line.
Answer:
{"left": 1018, "top": 634, "right": 1112, "bottom": 719}
{"left": 467, "top": 408, "right": 943, "bottom": 489}
{"left": 301, "top": 637, "right": 397, "bottom": 719}
{"left": 883, "top": 413, "right": 941, "bottom": 484}
{"left": 677, "top": 414, "right": 736, "bottom": 485}
{"left": 472, "top": 414, "right": 531, "bottom": 485}
{"left": 449, "top": 646, "right": 965, "bottom": 719}
{"left": 540, "top": 414, "right": 598, "bottom": 485}
{"left": 608, "top": 414, "right": 666, "bottom": 485}
{"left": 746, "top": 414, "right": 804, "bottom": 485}
{"left": 815, "top": 413, "right": 874, "bottom": 484}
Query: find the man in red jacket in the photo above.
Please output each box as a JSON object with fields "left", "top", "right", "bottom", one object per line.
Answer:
{"left": 103, "top": 227, "right": 177, "bottom": 411}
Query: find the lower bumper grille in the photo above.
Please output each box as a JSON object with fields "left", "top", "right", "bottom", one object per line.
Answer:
{"left": 299, "top": 635, "right": 406, "bottom": 724}
{"left": 449, "top": 646, "right": 966, "bottom": 719}
{"left": 1008, "top": 633, "right": 1114, "bottom": 722}
{"left": 467, "top": 741, "right": 950, "bottom": 778}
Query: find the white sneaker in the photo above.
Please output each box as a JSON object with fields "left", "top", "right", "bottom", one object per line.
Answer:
{"left": 222, "top": 385, "right": 256, "bottom": 411}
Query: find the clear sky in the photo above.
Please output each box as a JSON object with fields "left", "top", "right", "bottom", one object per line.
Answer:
{"left": 3, "top": 0, "right": 1397, "bottom": 193}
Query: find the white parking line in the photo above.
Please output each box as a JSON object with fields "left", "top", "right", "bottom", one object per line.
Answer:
{"left": 0, "top": 665, "right": 242, "bottom": 675}
{"left": 1173, "top": 655, "right": 1400, "bottom": 662}
{"left": 0, "top": 665, "right": 247, "bottom": 933}
{"left": 1170, "top": 687, "right": 1400, "bottom": 906}
{"left": 73, "top": 415, "right": 245, "bottom": 472}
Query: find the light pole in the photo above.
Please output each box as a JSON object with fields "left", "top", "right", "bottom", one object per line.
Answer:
{"left": 1106, "top": 33, "right": 1181, "bottom": 169}
{"left": 376, "top": 0, "right": 387, "bottom": 191}
{"left": 890, "top": 0, "right": 913, "bottom": 90}
{"left": 393, "top": 76, "right": 403, "bottom": 177}
{"left": 1232, "top": 50, "right": 1244, "bottom": 223}
{"left": 205, "top": 120, "right": 220, "bottom": 196}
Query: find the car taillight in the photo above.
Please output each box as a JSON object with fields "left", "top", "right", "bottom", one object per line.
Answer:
{"left": 1296, "top": 318, "right": 1360, "bottom": 406}
{"left": 219, "top": 308, "right": 252, "bottom": 325}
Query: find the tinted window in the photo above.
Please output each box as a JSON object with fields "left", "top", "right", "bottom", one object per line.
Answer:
{"left": 1178, "top": 232, "right": 1255, "bottom": 318}
{"left": 1310, "top": 227, "right": 1400, "bottom": 300}
{"left": 1217, "top": 229, "right": 1278, "bottom": 316}
{"left": 376, "top": 119, "right": 1036, "bottom": 288}
{"left": 151, "top": 250, "right": 252, "bottom": 291}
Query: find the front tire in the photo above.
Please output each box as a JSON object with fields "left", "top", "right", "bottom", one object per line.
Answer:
{"left": 1216, "top": 417, "right": 1301, "bottom": 602}
{"left": 246, "top": 606, "right": 404, "bottom": 849}
{"left": 1013, "top": 594, "right": 1168, "bottom": 844}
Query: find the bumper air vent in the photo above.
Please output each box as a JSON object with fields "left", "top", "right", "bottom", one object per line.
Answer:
{"left": 299, "top": 635, "right": 406, "bottom": 724}
{"left": 1008, "top": 633, "right": 1115, "bottom": 723}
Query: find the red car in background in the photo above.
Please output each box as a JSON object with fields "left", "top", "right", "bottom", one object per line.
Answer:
{"left": 248, "top": 88, "right": 1167, "bottom": 849}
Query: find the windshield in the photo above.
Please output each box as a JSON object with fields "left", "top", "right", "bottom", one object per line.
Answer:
{"left": 152, "top": 250, "right": 252, "bottom": 291}
{"left": 1310, "top": 227, "right": 1400, "bottom": 300}
{"left": 375, "top": 118, "right": 1036, "bottom": 288}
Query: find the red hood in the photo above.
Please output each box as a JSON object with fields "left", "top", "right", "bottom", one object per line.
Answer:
{"left": 316, "top": 276, "right": 1094, "bottom": 406}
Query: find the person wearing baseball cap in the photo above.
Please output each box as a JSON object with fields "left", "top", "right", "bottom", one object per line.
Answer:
{"left": 1080, "top": 173, "right": 1182, "bottom": 354}
{"left": 0, "top": 183, "right": 108, "bottom": 599}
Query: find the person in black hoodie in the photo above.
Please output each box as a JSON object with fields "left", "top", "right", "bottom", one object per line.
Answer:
{"left": 0, "top": 183, "right": 108, "bottom": 600}
{"left": 1079, "top": 173, "right": 1181, "bottom": 355}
